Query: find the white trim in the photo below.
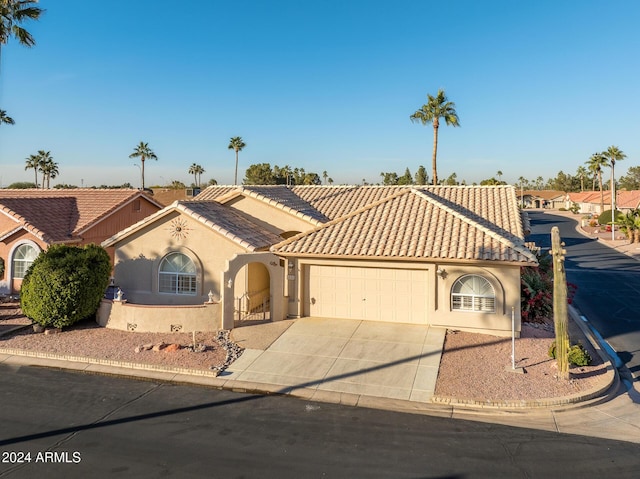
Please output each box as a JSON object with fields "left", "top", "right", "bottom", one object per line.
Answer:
{"left": 7, "top": 240, "right": 43, "bottom": 287}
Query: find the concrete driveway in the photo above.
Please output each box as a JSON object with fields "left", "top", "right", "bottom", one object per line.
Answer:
{"left": 226, "top": 317, "right": 446, "bottom": 402}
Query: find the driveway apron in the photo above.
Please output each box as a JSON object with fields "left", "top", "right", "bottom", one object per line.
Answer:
{"left": 225, "top": 317, "right": 446, "bottom": 402}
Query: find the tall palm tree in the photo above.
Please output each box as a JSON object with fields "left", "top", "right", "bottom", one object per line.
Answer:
{"left": 575, "top": 166, "right": 587, "bottom": 192}
{"left": 322, "top": 170, "right": 328, "bottom": 185}
{"left": 586, "top": 152, "right": 609, "bottom": 213}
{"left": 24, "top": 153, "right": 39, "bottom": 187}
{"left": 228, "top": 136, "right": 246, "bottom": 185}
{"left": 496, "top": 170, "right": 503, "bottom": 182}
{"left": 36, "top": 150, "right": 57, "bottom": 188}
{"left": 410, "top": 89, "right": 460, "bottom": 185}
{"left": 0, "top": 0, "right": 44, "bottom": 71}
{"left": 188, "top": 163, "right": 205, "bottom": 188}
{"left": 0, "top": 109, "right": 14, "bottom": 125}
{"left": 603, "top": 145, "right": 626, "bottom": 233}
{"left": 129, "top": 141, "right": 157, "bottom": 190}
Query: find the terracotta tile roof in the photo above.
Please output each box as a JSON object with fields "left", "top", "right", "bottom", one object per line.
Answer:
{"left": 194, "top": 186, "right": 240, "bottom": 200}
{"left": 0, "top": 189, "right": 161, "bottom": 243}
{"left": 568, "top": 190, "right": 640, "bottom": 209}
{"left": 213, "top": 186, "right": 328, "bottom": 225}
{"left": 103, "top": 201, "right": 283, "bottom": 252}
{"left": 197, "top": 185, "right": 526, "bottom": 238}
{"left": 272, "top": 189, "right": 537, "bottom": 264}
{"left": 520, "top": 190, "right": 567, "bottom": 200}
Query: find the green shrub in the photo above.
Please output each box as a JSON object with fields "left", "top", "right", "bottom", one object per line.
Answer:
{"left": 548, "top": 341, "right": 592, "bottom": 366}
{"left": 597, "top": 209, "right": 623, "bottom": 226}
{"left": 567, "top": 343, "right": 592, "bottom": 366}
{"left": 20, "top": 244, "right": 111, "bottom": 328}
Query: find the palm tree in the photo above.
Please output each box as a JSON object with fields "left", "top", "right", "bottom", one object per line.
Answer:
{"left": 228, "top": 136, "right": 246, "bottom": 185}
{"left": 410, "top": 89, "right": 460, "bottom": 185}
{"left": 129, "top": 141, "right": 157, "bottom": 190}
{"left": 36, "top": 150, "right": 57, "bottom": 188}
{"left": 328, "top": 177, "right": 334, "bottom": 185}
{"left": 24, "top": 153, "right": 39, "bottom": 187}
{"left": 586, "top": 152, "right": 608, "bottom": 213}
{"left": 0, "top": 109, "right": 14, "bottom": 125}
{"left": 575, "top": 166, "right": 587, "bottom": 192}
{"left": 188, "top": 163, "right": 205, "bottom": 187}
{"left": 0, "top": 0, "right": 44, "bottom": 71}
{"left": 322, "top": 170, "right": 328, "bottom": 185}
{"left": 603, "top": 145, "right": 626, "bottom": 235}
{"left": 496, "top": 170, "right": 503, "bottom": 182}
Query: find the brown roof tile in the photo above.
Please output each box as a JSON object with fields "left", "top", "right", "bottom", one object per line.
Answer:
{"left": 272, "top": 189, "right": 536, "bottom": 264}
{"left": 103, "top": 200, "right": 283, "bottom": 251}
{"left": 0, "top": 189, "right": 160, "bottom": 243}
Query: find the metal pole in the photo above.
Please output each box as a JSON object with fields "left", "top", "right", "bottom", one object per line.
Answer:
{"left": 511, "top": 306, "right": 515, "bottom": 369}
{"left": 611, "top": 162, "right": 616, "bottom": 241}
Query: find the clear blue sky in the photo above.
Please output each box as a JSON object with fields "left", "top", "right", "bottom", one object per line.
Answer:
{"left": 1, "top": 0, "right": 639, "bottom": 188}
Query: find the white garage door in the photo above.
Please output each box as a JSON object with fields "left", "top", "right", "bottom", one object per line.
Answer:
{"left": 306, "top": 265, "right": 429, "bottom": 324}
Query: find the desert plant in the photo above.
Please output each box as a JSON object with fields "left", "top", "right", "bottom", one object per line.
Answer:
{"left": 549, "top": 341, "right": 592, "bottom": 366}
{"left": 20, "top": 244, "right": 111, "bottom": 328}
{"left": 520, "top": 250, "right": 553, "bottom": 323}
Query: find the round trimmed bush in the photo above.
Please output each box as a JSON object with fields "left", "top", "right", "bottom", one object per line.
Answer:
{"left": 20, "top": 244, "right": 111, "bottom": 329}
{"left": 597, "top": 209, "right": 623, "bottom": 226}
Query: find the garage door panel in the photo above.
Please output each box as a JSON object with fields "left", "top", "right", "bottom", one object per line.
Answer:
{"left": 307, "top": 265, "right": 428, "bottom": 324}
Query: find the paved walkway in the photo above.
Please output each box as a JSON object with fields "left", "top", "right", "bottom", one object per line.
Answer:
{"left": 226, "top": 317, "right": 445, "bottom": 403}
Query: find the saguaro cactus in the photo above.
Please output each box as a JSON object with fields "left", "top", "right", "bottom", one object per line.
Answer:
{"left": 551, "top": 226, "right": 570, "bottom": 380}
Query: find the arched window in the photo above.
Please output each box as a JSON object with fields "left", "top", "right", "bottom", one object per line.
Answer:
{"left": 159, "top": 252, "right": 197, "bottom": 295}
{"left": 451, "top": 275, "right": 495, "bottom": 312}
{"left": 12, "top": 244, "right": 39, "bottom": 279}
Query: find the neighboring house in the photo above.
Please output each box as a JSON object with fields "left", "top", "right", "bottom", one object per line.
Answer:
{"left": 567, "top": 190, "right": 640, "bottom": 215}
{"left": 149, "top": 187, "right": 201, "bottom": 206}
{"left": 101, "top": 185, "right": 537, "bottom": 337}
{"left": 518, "top": 190, "right": 566, "bottom": 209}
{"left": 0, "top": 189, "right": 162, "bottom": 294}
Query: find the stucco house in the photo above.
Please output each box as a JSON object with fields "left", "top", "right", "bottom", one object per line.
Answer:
{"left": 100, "top": 185, "right": 537, "bottom": 337}
{"left": 518, "top": 190, "right": 566, "bottom": 209}
{"left": 0, "top": 189, "right": 162, "bottom": 295}
{"left": 567, "top": 190, "right": 640, "bottom": 215}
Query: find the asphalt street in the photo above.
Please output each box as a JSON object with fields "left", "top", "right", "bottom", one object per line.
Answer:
{"left": 527, "top": 210, "right": 640, "bottom": 378}
{"left": 1, "top": 365, "right": 639, "bottom": 479}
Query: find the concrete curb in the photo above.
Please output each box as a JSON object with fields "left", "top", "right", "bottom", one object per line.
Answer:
{"left": 0, "top": 306, "right": 619, "bottom": 415}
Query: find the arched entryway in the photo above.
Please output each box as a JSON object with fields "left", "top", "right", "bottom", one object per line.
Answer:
{"left": 221, "top": 252, "right": 284, "bottom": 330}
{"left": 234, "top": 262, "right": 271, "bottom": 323}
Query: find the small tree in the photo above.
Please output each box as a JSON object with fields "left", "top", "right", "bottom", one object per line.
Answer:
{"left": 21, "top": 244, "right": 111, "bottom": 328}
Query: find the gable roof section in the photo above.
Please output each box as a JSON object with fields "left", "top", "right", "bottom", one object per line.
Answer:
{"left": 214, "top": 186, "right": 328, "bottom": 225}
{"left": 272, "top": 189, "right": 537, "bottom": 264}
{"left": 103, "top": 200, "right": 283, "bottom": 251}
{"left": 197, "top": 185, "right": 526, "bottom": 239}
{"left": 0, "top": 189, "right": 162, "bottom": 243}
{"left": 568, "top": 190, "right": 640, "bottom": 210}
{"left": 0, "top": 196, "right": 79, "bottom": 243}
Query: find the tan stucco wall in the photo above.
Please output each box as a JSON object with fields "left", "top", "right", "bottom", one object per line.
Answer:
{"left": 97, "top": 299, "right": 222, "bottom": 332}
{"left": 286, "top": 258, "right": 523, "bottom": 337}
{"left": 225, "top": 196, "right": 316, "bottom": 236}
{"left": 111, "top": 211, "right": 246, "bottom": 305}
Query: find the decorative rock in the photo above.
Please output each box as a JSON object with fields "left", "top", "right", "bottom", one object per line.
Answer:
{"left": 164, "top": 343, "right": 181, "bottom": 352}
{"left": 44, "top": 328, "right": 62, "bottom": 335}
{"left": 152, "top": 342, "right": 166, "bottom": 352}
{"left": 135, "top": 343, "right": 154, "bottom": 353}
{"left": 32, "top": 324, "right": 45, "bottom": 333}
{"left": 211, "top": 329, "right": 245, "bottom": 376}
